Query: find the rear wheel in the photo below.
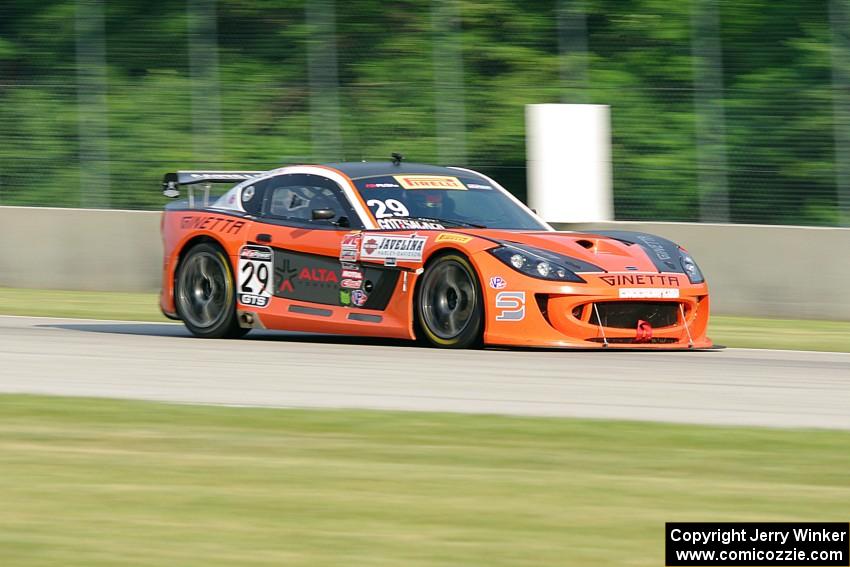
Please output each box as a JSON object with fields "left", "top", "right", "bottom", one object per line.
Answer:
{"left": 175, "top": 242, "right": 248, "bottom": 338}
{"left": 415, "top": 253, "right": 483, "bottom": 348}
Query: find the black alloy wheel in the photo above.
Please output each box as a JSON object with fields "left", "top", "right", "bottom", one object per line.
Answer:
{"left": 416, "top": 253, "right": 483, "bottom": 348}
{"left": 175, "top": 242, "right": 248, "bottom": 338}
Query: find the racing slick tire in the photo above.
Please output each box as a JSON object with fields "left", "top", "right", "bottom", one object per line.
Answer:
{"left": 415, "top": 252, "right": 484, "bottom": 349}
{"left": 175, "top": 242, "right": 249, "bottom": 339}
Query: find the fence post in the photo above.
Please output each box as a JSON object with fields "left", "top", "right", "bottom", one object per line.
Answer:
{"left": 432, "top": 0, "right": 467, "bottom": 165}
{"left": 691, "top": 0, "right": 730, "bottom": 223}
{"left": 187, "top": 0, "right": 223, "bottom": 167}
{"left": 306, "top": 0, "right": 343, "bottom": 163}
{"left": 76, "top": 0, "right": 110, "bottom": 208}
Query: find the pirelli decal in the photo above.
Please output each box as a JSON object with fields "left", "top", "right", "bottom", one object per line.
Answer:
{"left": 393, "top": 175, "right": 466, "bottom": 190}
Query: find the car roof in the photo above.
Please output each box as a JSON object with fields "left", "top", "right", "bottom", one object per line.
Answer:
{"left": 323, "top": 161, "right": 487, "bottom": 181}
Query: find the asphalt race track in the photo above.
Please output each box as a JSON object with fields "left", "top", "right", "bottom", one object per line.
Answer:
{"left": 1, "top": 315, "right": 848, "bottom": 429}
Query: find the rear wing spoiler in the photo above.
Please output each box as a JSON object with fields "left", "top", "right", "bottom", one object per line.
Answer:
{"left": 161, "top": 171, "right": 266, "bottom": 198}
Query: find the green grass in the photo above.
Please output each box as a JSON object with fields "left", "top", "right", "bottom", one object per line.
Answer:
{"left": 0, "top": 395, "right": 848, "bottom": 567}
{"left": 1, "top": 287, "right": 848, "bottom": 351}
{"left": 0, "top": 288, "right": 168, "bottom": 322}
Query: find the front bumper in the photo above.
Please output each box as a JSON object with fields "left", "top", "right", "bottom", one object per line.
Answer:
{"left": 477, "top": 258, "right": 711, "bottom": 349}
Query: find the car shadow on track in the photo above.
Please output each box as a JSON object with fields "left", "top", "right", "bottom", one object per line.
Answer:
{"left": 39, "top": 322, "right": 424, "bottom": 348}
{"left": 39, "top": 322, "right": 723, "bottom": 353}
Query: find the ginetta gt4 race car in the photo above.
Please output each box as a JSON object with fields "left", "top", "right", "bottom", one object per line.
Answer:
{"left": 159, "top": 160, "right": 711, "bottom": 349}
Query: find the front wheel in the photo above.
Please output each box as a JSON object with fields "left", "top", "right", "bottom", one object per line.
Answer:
{"left": 415, "top": 253, "right": 483, "bottom": 348}
{"left": 175, "top": 242, "right": 248, "bottom": 339}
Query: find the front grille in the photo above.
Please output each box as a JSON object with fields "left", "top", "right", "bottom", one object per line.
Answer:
{"left": 588, "top": 301, "right": 679, "bottom": 329}
{"left": 587, "top": 337, "right": 679, "bottom": 344}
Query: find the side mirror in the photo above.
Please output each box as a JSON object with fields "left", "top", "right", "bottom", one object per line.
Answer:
{"left": 312, "top": 208, "right": 336, "bottom": 220}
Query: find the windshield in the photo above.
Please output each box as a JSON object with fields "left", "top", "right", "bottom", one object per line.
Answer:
{"left": 353, "top": 174, "right": 550, "bottom": 230}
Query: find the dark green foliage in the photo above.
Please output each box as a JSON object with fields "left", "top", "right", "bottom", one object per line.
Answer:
{"left": 0, "top": 0, "right": 845, "bottom": 225}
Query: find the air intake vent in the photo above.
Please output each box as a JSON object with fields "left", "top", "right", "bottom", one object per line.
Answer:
{"left": 589, "top": 301, "right": 679, "bottom": 329}
{"left": 575, "top": 239, "right": 594, "bottom": 249}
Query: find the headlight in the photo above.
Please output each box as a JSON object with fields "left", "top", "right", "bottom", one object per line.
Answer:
{"left": 679, "top": 250, "right": 704, "bottom": 284}
{"left": 490, "top": 245, "right": 594, "bottom": 282}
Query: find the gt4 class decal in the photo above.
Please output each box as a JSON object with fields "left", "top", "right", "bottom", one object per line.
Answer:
{"left": 367, "top": 198, "right": 409, "bottom": 218}
{"left": 360, "top": 234, "right": 427, "bottom": 262}
{"left": 495, "top": 291, "right": 526, "bottom": 321}
{"left": 238, "top": 245, "right": 273, "bottom": 308}
{"left": 393, "top": 175, "right": 466, "bottom": 190}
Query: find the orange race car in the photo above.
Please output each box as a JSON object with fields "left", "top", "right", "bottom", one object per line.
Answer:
{"left": 159, "top": 158, "right": 711, "bottom": 349}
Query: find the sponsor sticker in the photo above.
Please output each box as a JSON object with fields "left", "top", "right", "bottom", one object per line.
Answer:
{"left": 489, "top": 276, "right": 507, "bottom": 289}
{"left": 341, "top": 278, "right": 362, "bottom": 290}
{"left": 393, "top": 175, "right": 466, "bottom": 190}
{"left": 340, "top": 289, "right": 351, "bottom": 306}
{"left": 352, "top": 289, "right": 368, "bottom": 307}
{"left": 341, "top": 270, "right": 363, "bottom": 280}
{"left": 436, "top": 233, "right": 473, "bottom": 244}
{"left": 360, "top": 234, "right": 427, "bottom": 262}
{"left": 495, "top": 291, "right": 525, "bottom": 321}
{"left": 466, "top": 183, "right": 492, "bottom": 190}
{"left": 364, "top": 182, "right": 400, "bottom": 188}
{"left": 340, "top": 232, "right": 362, "bottom": 262}
{"left": 619, "top": 288, "right": 680, "bottom": 299}
{"left": 237, "top": 245, "right": 273, "bottom": 308}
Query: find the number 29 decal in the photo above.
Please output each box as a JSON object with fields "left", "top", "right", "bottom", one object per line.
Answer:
{"left": 367, "top": 198, "right": 410, "bottom": 219}
{"left": 238, "top": 245, "right": 273, "bottom": 308}
{"left": 495, "top": 291, "right": 526, "bottom": 321}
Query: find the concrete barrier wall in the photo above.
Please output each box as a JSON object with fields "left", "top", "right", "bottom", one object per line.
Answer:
{"left": 552, "top": 221, "right": 850, "bottom": 321}
{"left": 0, "top": 206, "right": 162, "bottom": 292}
{"left": 1, "top": 207, "right": 848, "bottom": 320}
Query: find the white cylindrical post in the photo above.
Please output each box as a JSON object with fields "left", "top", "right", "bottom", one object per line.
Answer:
{"left": 526, "top": 103, "right": 613, "bottom": 222}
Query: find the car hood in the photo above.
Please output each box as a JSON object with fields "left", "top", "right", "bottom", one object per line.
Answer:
{"left": 475, "top": 230, "right": 686, "bottom": 274}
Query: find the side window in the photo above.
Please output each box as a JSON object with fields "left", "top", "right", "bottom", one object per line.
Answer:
{"left": 261, "top": 174, "right": 360, "bottom": 228}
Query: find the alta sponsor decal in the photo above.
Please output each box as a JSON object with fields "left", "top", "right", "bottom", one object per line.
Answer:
{"left": 360, "top": 234, "right": 427, "bottom": 262}
{"left": 599, "top": 274, "right": 681, "bottom": 287}
{"left": 298, "top": 267, "right": 338, "bottom": 283}
{"left": 435, "top": 233, "right": 472, "bottom": 244}
{"left": 489, "top": 276, "right": 507, "bottom": 289}
{"left": 393, "top": 175, "right": 466, "bottom": 190}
